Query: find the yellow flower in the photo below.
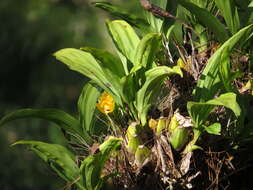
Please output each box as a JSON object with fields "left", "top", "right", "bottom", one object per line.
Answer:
{"left": 96, "top": 92, "right": 115, "bottom": 114}
{"left": 177, "top": 57, "right": 191, "bottom": 70}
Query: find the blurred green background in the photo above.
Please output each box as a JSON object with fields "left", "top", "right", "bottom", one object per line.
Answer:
{"left": 0, "top": 0, "right": 141, "bottom": 189}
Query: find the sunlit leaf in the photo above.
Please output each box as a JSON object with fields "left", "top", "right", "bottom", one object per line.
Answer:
{"left": 132, "top": 32, "right": 162, "bottom": 72}
{"left": 106, "top": 20, "right": 140, "bottom": 65}
{"left": 188, "top": 93, "right": 241, "bottom": 127}
{"left": 54, "top": 48, "right": 122, "bottom": 104}
{"left": 93, "top": 2, "right": 150, "bottom": 34}
{"left": 136, "top": 66, "right": 183, "bottom": 125}
{"left": 203, "top": 123, "right": 221, "bottom": 135}
{"left": 249, "top": 1, "right": 253, "bottom": 7}
{"left": 144, "top": 0, "right": 168, "bottom": 32}
{"left": 195, "top": 24, "right": 253, "bottom": 102}
{"left": 80, "top": 136, "right": 122, "bottom": 190}
{"left": 78, "top": 82, "right": 101, "bottom": 135}
{"left": 214, "top": 0, "right": 240, "bottom": 34}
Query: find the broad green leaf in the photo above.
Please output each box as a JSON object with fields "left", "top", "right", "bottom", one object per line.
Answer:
{"left": 0, "top": 108, "right": 93, "bottom": 145}
{"left": 177, "top": 0, "right": 229, "bottom": 42}
{"left": 249, "top": 0, "right": 253, "bottom": 7}
{"left": 203, "top": 123, "right": 221, "bottom": 135}
{"left": 188, "top": 92, "right": 241, "bottom": 127}
{"left": 132, "top": 33, "right": 162, "bottom": 72}
{"left": 126, "top": 123, "right": 142, "bottom": 153}
{"left": 80, "top": 47, "right": 125, "bottom": 77}
{"left": 78, "top": 82, "right": 101, "bottom": 135}
{"left": 195, "top": 24, "right": 253, "bottom": 102}
{"left": 121, "top": 73, "right": 137, "bottom": 104}
{"left": 144, "top": 0, "right": 168, "bottom": 32}
{"left": 80, "top": 136, "right": 122, "bottom": 190}
{"left": 54, "top": 49, "right": 108, "bottom": 90}
{"left": 93, "top": 2, "right": 150, "bottom": 34}
{"left": 12, "top": 141, "right": 84, "bottom": 189}
{"left": 136, "top": 66, "right": 183, "bottom": 125}
{"left": 106, "top": 20, "right": 140, "bottom": 65}
{"left": 98, "top": 136, "right": 122, "bottom": 154}
{"left": 218, "top": 47, "right": 233, "bottom": 92}
{"left": 214, "top": 0, "right": 240, "bottom": 34}
{"left": 80, "top": 47, "right": 126, "bottom": 105}
{"left": 54, "top": 48, "right": 121, "bottom": 103}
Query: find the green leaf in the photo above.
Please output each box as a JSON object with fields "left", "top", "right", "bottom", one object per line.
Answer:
{"left": 132, "top": 33, "right": 162, "bottom": 72}
{"left": 169, "top": 128, "right": 188, "bottom": 151}
{"left": 162, "top": 0, "right": 178, "bottom": 35}
{"left": 249, "top": 1, "right": 253, "bottom": 7}
{"left": 0, "top": 108, "right": 93, "bottom": 145}
{"left": 136, "top": 66, "right": 183, "bottom": 125}
{"left": 98, "top": 136, "right": 122, "bottom": 154}
{"left": 93, "top": 2, "right": 150, "bottom": 34}
{"left": 126, "top": 123, "right": 142, "bottom": 153}
{"left": 80, "top": 47, "right": 125, "bottom": 77}
{"left": 12, "top": 141, "right": 84, "bottom": 189}
{"left": 80, "top": 47, "right": 127, "bottom": 105}
{"left": 203, "top": 123, "right": 221, "bottom": 135}
{"left": 177, "top": 0, "right": 229, "bottom": 42}
{"left": 106, "top": 20, "right": 140, "bottom": 65}
{"left": 78, "top": 82, "right": 101, "bottom": 135}
{"left": 214, "top": 0, "right": 240, "bottom": 35}
{"left": 195, "top": 24, "right": 253, "bottom": 102}
{"left": 218, "top": 47, "right": 233, "bottom": 92}
{"left": 144, "top": 0, "right": 168, "bottom": 32}
{"left": 54, "top": 48, "right": 121, "bottom": 103}
{"left": 188, "top": 92, "right": 241, "bottom": 127}
{"left": 80, "top": 136, "right": 122, "bottom": 190}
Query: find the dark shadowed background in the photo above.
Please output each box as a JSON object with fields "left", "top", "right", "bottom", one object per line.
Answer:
{"left": 0, "top": 0, "right": 141, "bottom": 189}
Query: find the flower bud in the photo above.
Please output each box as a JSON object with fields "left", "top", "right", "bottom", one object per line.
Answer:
{"left": 168, "top": 113, "right": 189, "bottom": 151}
{"left": 156, "top": 117, "right": 166, "bottom": 136}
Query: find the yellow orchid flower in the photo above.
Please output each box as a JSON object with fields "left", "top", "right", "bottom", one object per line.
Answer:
{"left": 177, "top": 57, "right": 191, "bottom": 71}
{"left": 96, "top": 92, "right": 115, "bottom": 114}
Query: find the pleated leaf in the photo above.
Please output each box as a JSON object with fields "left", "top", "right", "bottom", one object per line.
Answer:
{"left": 80, "top": 136, "right": 122, "bottom": 190}
{"left": 177, "top": 0, "right": 229, "bottom": 42}
{"left": 188, "top": 92, "right": 241, "bottom": 127}
{"left": 54, "top": 48, "right": 122, "bottom": 103}
{"left": 106, "top": 20, "right": 140, "bottom": 65}
{"left": 12, "top": 141, "right": 84, "bottom": 189}
{"left": 214, "top": 0, "right": 240, "bottom": 34}
{"left": 195, "top": 24, "right": 253, "bottom": 102}
{"left": 93, "top": 2, "right": 150, "bottom": 34}
{"left": 136, "top": 66, "right": 183, "bottom": 125}
{"left": 144, "top": 0, "right": 168, "bottom": 32}
{"left": 132, "top": 33, "right": 162, "bottom": 72}
{"left": 0, "top": 108, "right": 93, "bottom": 145}
{"left": 78, "top": 82, "right": 101, "bottom": 135}
{"left": 80, "top": 47, "right": 125, "bottom": 105}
